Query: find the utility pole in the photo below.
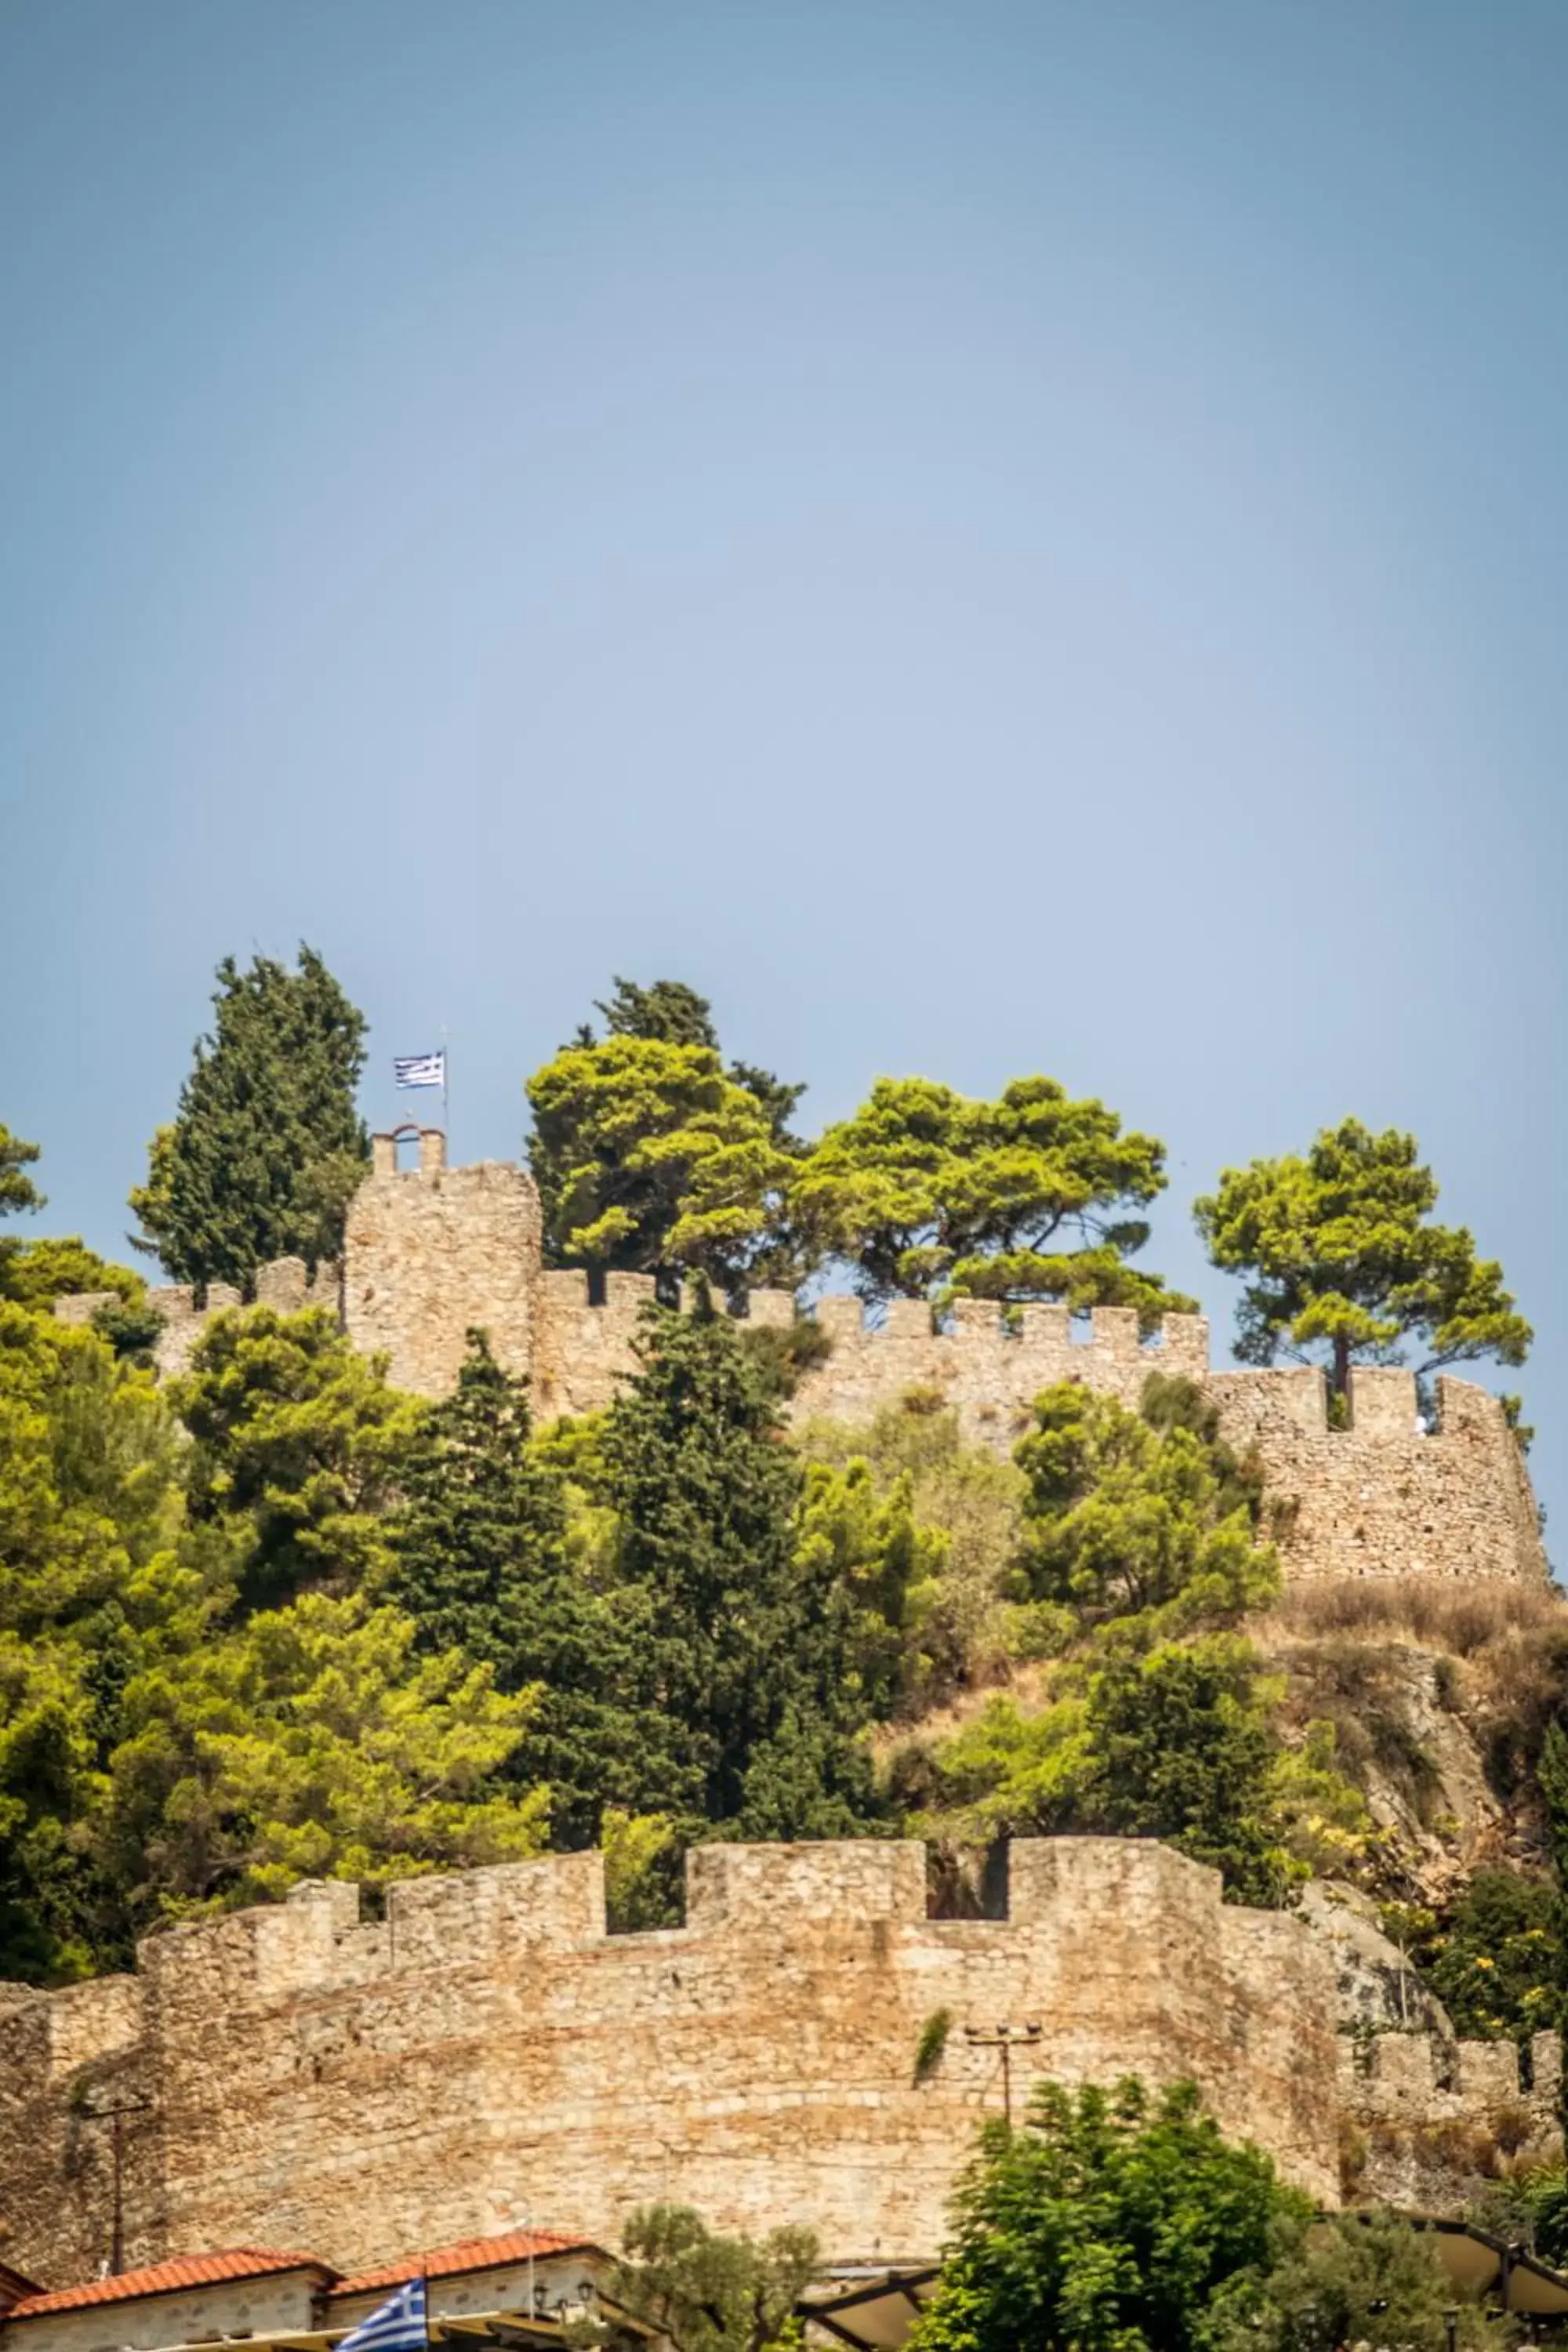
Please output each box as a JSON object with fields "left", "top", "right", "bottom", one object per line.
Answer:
{"left": 963, "top": 2022, "right": 1043, "bottom": 2129}
{"left": 79, "top": 2092, "right": 153, "bottom": 2275}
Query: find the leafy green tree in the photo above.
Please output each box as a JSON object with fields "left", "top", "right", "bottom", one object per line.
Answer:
{"left": 390, "top": 1331, "right": 569, "bottom": 1662}
{"left": 0, "top": 1118, "right": 151, "bottom": 1313}
{"left": 1194, "top": 1120, "right": 1531, "bottom": 1397}
{"left": 604, "top": 2203, "right": 818, "bottom": 2352}
{"left": 792, "top": 1457, "right": 948, "bottom": 1719}
{"left": 591, "top": 975, "right": 805, "bottom": 1143}
{"left": 902, "top": 1636, "right": 1305, "bottom": 1904}
{"left": 599, "top": 1806, "right": 684, "bottom": 1934}
{"left": 1538, "top": 1719, "right": 1568, "bottom": 1892}
{"left": 0, "top": 1120, "right": 43, "bottom": 1220}
{"left": 0, "top": 1307, "right": 210, "bottom": 1979}
{"left": 527, "top": 979, "right": 808, "bottom": 1293}
{"left": 171, "top": 1306, "right": 419, "bottom": 1610}
{"left": 1, "top": 1237, "right": 145, "bottom": 1312}
{"left": 1012, "top": 1377, "right": 1277, "bottom": 1635}
{"left": 908, "top": 2077, "right": 1294, "bottom": 2352}
{"left": 0, "top": 1632, "right": 105, "bottom": 1980}
{"left": 596, "top": 1305, "right": 877, "bottom": 1835}
{"left": 887, "top": 1374, "right": 1365, "bottom": 1894}
{"left": 527, "top": 1036, "right": 800, "bottom": 1291}
{"left": 129, "top": 946, "right": 368, "bottom": 1293}
{"left": 790, "top": 1076, "right": 1193, "bottom": 1322}
{"left": 102, "top": 1592, "right": 547, "bottom": 1919}
{"left": 1210, "top": 2208, "right": 1504, "bottom": 2352}
{"left": 1081, "top": 1637, "right": 1292, "bottom": 1907}
{"left": 1399, "top": 1867, "right": 1559, "bottom": 2044}
{"left": 389, "top": 1331, "right": 648, "bottom": 1846}
{"left": 0, "top": 1119, "right": 44, "bottom": 1298}
{"left": 1534, "top": 1719, "right": 1568, "bottom": 2063}
{"left": 0, "top": 1303, "right": 183, "bottom": 1642}
{"left": 1494, "top": 2166, "right": 1568, "bottom": 2267}
{"left": 799, "top": 1395, "right": 1025, "bottom": 1705}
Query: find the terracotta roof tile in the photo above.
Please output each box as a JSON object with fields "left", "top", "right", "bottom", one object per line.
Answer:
{"left": 329, "top": 2230, "right": 597, "bottom": 2299}
{"left": 8, "top": 2249, "right": 330, "bottom": 2319}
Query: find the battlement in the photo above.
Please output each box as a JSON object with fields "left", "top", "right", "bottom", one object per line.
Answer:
{"left": 790, "top": 1301, "right": 1210, "bottom": 1435}
{"left": 5, "top": 1842, "right": 1559, "bottom": 2285}
{"left": 7, "top": 1839, "right": 1556, "bottom": 2291}
{"left": 370, "top": 1126, "right": 448, "bottom": 1177}
{"left": 1207, "top": 1370, "right": 1547, "bottom": 1584}
{"left": 1339, "top": 2026, "right": 1563, "bottom": 2122}
{"left": 53, "top": 1147, "right": 1547, "bottom": 1588}
{"left": 531, "top": 1269, "right": 794, "bottom": 1417}
{"left": 0, "top": 1838, "right": 1341, "bottom": 2281}
{"left": 54, "top": 1261, "right": 341, "bottom": 1378}
{"left": 99, "top": 1838, "right": 1271, "bottom": 2002}
{"left": 1338, "top": 2027, "right": 1565, "bottom": 2206}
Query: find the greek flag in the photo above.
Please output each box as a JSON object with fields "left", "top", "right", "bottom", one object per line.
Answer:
{"left": 335, "top": 2277, "right": 427, "bottom": 2352}
{"left": 394, "top": 1051, "right": 445, "bottom": 1091}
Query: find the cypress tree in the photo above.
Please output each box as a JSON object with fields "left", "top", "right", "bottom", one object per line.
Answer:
{"left": 597, "top": 1303, "right": 877, "bottom": 1835}
{"left": 388, "top": 1330, "right": 653, "bottom": 1846}
{"left": 129, "top": 946, "right": 368, "bottom": 1293}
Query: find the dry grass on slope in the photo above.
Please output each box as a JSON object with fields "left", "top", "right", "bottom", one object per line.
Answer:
{"left": 1261, "top": 1576, "right": 1568, "bottom": 1731}
{"left": 1257, "top": 1577, "right": 1568, "bottom": 1889}
{"left": 1261, "top": 1575, "right": 1565, "bottom": 1656}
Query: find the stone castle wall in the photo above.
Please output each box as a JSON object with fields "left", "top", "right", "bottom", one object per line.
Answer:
{"left": 0, "top": 1839, "right": 1341, "bottom": 2287}
{"left": 1339, "top": 2025, "right": 1564, "bottom": 2209}
{"left": 343, "top": 1132, "right": 542, "bottom": 1398}
{"left": 53, "top": 1142, "right": 1548, "bottom": 1587}
{"left": 1210, "top": 1365, "right": 1548, "bottom": 1585}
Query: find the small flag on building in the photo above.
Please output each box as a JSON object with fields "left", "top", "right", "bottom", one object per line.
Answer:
{"left": 394, "top": 1051, "right": 446, "bottom": 1091}
{"left": 334, "top": 2276, "right": 428, "bottom": 2352}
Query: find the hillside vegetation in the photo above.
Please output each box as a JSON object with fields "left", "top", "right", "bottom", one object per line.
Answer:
{"left": 0, "top": 956, "right": 1556, "bottom": 2054}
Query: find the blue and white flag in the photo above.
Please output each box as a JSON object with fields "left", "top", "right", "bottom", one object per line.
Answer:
{"left": 394, "top": 1051, "right": 446, "bottom": 1091}
{"left": 336, "top": 2277, "right": 427, "bottom": 2352}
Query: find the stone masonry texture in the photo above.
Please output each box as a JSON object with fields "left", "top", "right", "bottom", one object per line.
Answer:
{"left": 57, "top": 1144, "right": 1548, "bottom": 1588}
{"left": 28, "top": 1148, "right": 1557, "bottom": 2280}
{"left": 0, "top": 1839, "right": 1341, "bottom": 2285}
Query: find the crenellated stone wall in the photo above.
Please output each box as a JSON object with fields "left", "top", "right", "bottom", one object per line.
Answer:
{"left": 1338, "top": 2025, "right": 1564, "bottom": 2209}
{"left": 52, "top": 1261, "right": 341, "bottom": 1381}
{"left": 53, "top": 1142, "right": 1548, "bottom": 1586}
{"left": 0, "top": 1839, "right": 1341, "bottom": 2286}
{"left": 1210, "top": 1365, "right": 1548, "bottom": 1584}
{"left": 342, "top": 1132, "right": 541, "bottom": 1397}
{"left": 792, "top": 1297, "right": 1209, "bottom": 1439}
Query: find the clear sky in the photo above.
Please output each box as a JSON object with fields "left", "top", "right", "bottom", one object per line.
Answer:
{"left": 2, "top": 2, "right": 1563, "bottom": 1539}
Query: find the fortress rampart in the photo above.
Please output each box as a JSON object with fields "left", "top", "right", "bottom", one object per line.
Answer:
{"left": 0, "top": 1838, "right": 1340, "bottom": 2285}
{"left": 2, "top": 1841, "right": 1556, "bottom": 2288}
{"left": 1338, "top": 2025, "right": 1565, "bottom": 2210}
{"left": 53, "top": 1138, "right": 1548, "bottom": 1588}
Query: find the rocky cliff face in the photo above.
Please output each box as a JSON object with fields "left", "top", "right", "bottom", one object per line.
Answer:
{"left": 1263, "top": 1575, "right": 1567, "bottom": 1909}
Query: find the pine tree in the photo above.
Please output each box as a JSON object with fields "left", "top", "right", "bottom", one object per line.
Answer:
{"left": 390, "top": 1332, "right": 568, "bottom": 1664}
{"left": 791, "top": 1073, "right": 1192, "bottom": 1322}
{"left": 525, "top": 976, "right": 807, "bottom": 1292}
{"left": 1195, "top": 1118, "right": 1531, "bottom": 1397}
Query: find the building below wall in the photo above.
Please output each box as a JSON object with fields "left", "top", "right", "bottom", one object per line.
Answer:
{"left": 0, "top": 2232, "right": 653, "bottom": 2352}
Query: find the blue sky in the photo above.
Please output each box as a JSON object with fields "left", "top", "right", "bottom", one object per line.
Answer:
{"left": 2, "top": 2, "right": 1563, "bottom": 1538}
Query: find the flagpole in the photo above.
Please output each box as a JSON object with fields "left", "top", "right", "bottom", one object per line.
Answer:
{"left": 441, "top": 1024, "right": 449, "bottom": 1145}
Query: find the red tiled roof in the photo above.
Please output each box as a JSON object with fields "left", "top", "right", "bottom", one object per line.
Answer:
{"left": 8, "top": 2249, "right": 331, "bottom": 2319}
{"left": 0, "top": 2266, "right": 44, "bottom": 2310}
{"left": 329, "top": 2230, "right": 597, "bottom": 2300}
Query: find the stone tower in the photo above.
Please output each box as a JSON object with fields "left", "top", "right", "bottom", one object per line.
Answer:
{"left": 341, "top": 1127, "right": 541, "bottom": 1396}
